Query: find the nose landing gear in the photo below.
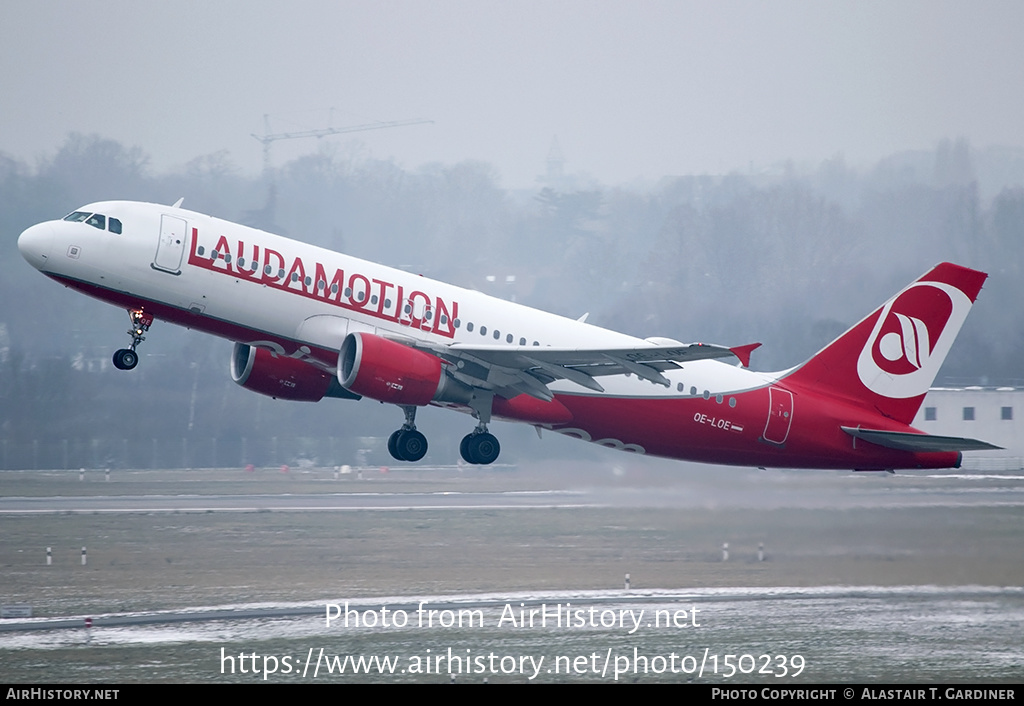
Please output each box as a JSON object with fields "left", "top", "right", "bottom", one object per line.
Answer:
{"left": 112, "top": 309, "right": 153, "bottom": 371}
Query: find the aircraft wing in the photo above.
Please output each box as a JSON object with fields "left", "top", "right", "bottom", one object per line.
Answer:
{"left": 841, "top": 427, "right": 1002, "bottom": 452}
{"left": 385, "top": 334, "right": 760, "bottom": 401}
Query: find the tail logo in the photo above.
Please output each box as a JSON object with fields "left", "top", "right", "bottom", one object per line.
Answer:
{"left": 856, "top": 281, "right": 971, "bottom": 399}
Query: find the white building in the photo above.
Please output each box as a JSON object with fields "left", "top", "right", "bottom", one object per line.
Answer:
{"left": 913, "top": 388, "right": 1024, "bottom": 470}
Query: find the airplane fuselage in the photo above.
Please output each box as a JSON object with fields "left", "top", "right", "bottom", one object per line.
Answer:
{"left": 18, "top": 200, "right": 984, "bottom": 470}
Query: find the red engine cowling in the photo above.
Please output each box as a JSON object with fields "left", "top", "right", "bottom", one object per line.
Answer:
{"left": 231, "top": 343, "right": 333, "bottom": 402}
{"left": 338, "top": 332, "right": 447, "bottom": 406}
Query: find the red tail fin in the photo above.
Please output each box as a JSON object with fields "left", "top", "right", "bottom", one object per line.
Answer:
{"left": 783, "top": 263, "right": 987, "bottom": 424}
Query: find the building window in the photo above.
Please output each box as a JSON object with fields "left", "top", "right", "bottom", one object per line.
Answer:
{"left": 963, "top": 407, "right": 975, "bottom": 421}
{"left": 1002, "top": 406, "right": 1013, "bottom": 421}
{"left": 924, "top": 407, "right": 937, "bottom": 421}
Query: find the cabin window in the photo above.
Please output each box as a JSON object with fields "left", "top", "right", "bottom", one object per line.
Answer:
{"left": 480, "top": 326, "right": 487, "bottom": 336}
{"left": 108, "top": 218, "right": 122, "bottom": 234}
{"left": 506, "top": 333, "right": 513, "bottom": 343}
{"left": 519, "top": 337, "right": 526, "bottom": 345}
{"left": 493, "top": 330, "right": 500, "bottom": 340}
{"left": 466, "top": 322, "right": 474, "bottom": 332}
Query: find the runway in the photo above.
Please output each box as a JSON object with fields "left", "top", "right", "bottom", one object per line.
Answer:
{"left": 2, "top": 464, "right": 1023, "bottom": 514}
{"left": 0, "top": 489, "right": 597, "bottom": 514}
{"left": 2, "top": 463, "right": 1022, "bottom": 682}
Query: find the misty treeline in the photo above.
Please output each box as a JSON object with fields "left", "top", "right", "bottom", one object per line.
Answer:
{"left": 1, "top": 134, "right": 1022, "bottom": 469}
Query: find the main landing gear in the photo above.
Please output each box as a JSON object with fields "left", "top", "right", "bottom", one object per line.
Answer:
{"left": 112, "top": 309, "right": 153, "bottom": 371}
{"left": 460, "top": 429, "right": 500, "bottom": 465}
{"left": 384, "top": 395, "right": 502, "bottom": 465}
{"left": 387, "top": 406, "right": 429, "bottom": 462}
{"left": 459, "top": 390, "right": 500, "bottom": 465}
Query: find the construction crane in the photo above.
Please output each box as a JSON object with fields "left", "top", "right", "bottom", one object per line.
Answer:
{"left": 252, "top": 114, "right": 433, "bottom": 174}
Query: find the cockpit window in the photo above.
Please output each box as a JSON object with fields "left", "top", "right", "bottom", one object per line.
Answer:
{"left": 63, "top": 211, "right": 121, "bottom": 233}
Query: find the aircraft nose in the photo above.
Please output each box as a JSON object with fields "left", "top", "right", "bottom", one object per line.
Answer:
{"left": 17, "top": 222, "right": 54, "bottom": 270}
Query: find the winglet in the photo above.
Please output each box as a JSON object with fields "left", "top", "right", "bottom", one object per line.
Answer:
{"left": 730, "top": 342, "right": 762, "bottom": 368}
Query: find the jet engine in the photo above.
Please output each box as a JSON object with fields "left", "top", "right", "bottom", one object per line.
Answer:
{"left": 231, "top": 343, "right": 358, "bottom": 402}
{"left": 338, "top": 332, "right": 471, "bottom": 406}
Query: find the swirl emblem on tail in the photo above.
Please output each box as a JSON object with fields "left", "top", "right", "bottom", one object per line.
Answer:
{"left": 857, "top": 281, "right": 969, "bottom": 399}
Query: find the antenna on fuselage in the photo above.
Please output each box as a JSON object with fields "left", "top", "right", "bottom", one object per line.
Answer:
{"left": 171, "top": 197, "right": 184, "bottom": 208}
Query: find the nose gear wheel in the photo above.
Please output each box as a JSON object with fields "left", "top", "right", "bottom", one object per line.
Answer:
{"left": 112, "top": 309, "right": 153, "bottom": 370}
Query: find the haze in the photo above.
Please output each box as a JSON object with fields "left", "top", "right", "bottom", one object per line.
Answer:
{"left": 3, "top": 0, "right": 1024, "bottom": 186}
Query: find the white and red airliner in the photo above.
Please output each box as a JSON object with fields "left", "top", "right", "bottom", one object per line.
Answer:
{"left": 18, "top": 200, "right": 998, "bottom": 469}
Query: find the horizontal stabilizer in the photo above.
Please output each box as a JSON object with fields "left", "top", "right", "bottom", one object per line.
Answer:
{"left": 841, "top": 426, "right": 1002, "bottom": 452}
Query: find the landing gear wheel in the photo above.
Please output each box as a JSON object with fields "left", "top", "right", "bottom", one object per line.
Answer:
{"left": 461, "top": 432, "right": 500, "bottom": 465}
{"left": 387, "top": 430, "right": 406, "bottom": 461}
{"left": 388, "top": 429, "right": 428, "bottom": 462}
{"left": 113, "top": 309, "right": 152, "bottom": 371}
{"left": 397, "top": 430, "right": 428, "bottom": 462}
{"left": 112, "top": 348, "right": 138, "bottom": 370}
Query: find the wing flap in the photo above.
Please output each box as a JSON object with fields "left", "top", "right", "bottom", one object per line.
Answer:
{"left": 841, "top": 426, "right": 1002, "bottom": 452}
{"left": 430, "top": 341, "right": 749, "bottom": 373}
{"left": 384, "top": 334, "right": 756, "bottom": 398}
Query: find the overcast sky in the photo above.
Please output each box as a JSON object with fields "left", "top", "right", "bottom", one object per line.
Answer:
{"left": 3, "top": 0, "right": 1023, "bottom": 187}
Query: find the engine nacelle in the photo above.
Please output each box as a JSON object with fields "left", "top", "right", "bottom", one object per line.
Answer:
{"left": 339, "top": 332, "right": 469, "bottom": 406}
{"left": 231, "top": 343, "right": 334, "bottom": 402}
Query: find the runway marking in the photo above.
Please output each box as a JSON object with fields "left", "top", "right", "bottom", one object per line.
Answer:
{"left": 0, "top": 503, "right": 606, "bottom": 515}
